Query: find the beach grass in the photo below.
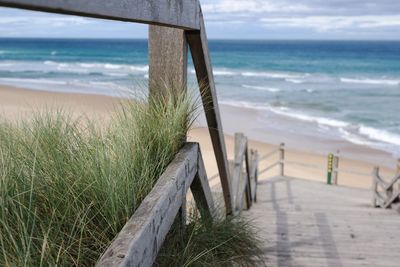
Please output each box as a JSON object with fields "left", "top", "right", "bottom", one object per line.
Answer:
{"left": 0, "top": 90, "right": 195, "bottom": 265}
{"left": 155, "top": 207, "right": 264, "bottom": 267}
{"left": 0, "top": 89, "right": 262, "bottom": 266}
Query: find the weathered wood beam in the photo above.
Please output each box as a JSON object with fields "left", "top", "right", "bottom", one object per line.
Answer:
{"left": 237, "top": 170, "right": 248, "bottom": 212}
{"left": 250, "top": 150, "right": 259, "bottom": 202}
{"left": 190, "top": 147, "right": 216, "bottom": 219}
{"left": 186, "top": 14, "right": 232, "bottom": 215}
{"left": 148, "top": 25, "right": 187, "bottom": 97}
{"left": 97, "top": 143, "right": 199, "bottom": 267}
{"left": 244, "top": 140, "right": 252, "bottom": 209}
{"left": 0, "top": 0, "right": 201, "bottom": 30}
{"left": 231, "top": 133, "right": 247, "bottom": 211}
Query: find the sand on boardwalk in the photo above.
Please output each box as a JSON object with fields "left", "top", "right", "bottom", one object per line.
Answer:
{"left": 0, "top": 85, "right": 397, "bottom": 192}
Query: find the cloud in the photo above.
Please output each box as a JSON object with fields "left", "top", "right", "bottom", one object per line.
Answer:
{"left": 0, "top": 8, "right": 147, "bottom": 38}
{"left": 260, "top": 16, "right": 400, "bottom": 32}
{"left": 0, "top": 1, "right": 399, "bottom": 39}
{"left": 203, "top": 0, "right": 400, "bottom": 17}
{"left": 0, "top": 16, "right": 92, "bottom": 27}
{"left": 201, "top": 0, "right": 400, "bottom": 38}
{"left": 203, "top": 0, "right": 310, "bottom": 14}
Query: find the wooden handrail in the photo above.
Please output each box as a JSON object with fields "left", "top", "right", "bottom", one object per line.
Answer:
{"left": 259, "top": 143, "right": 375, "bottom": 181}
{"left": 0, "top": 0, "right": 201, "bottom": 30}
{"left": 0, "top": 0, "right": 234, "bottom": 215}
{"left": 97, "top": 143, "right": 215, "bottom": 267}
{"left": 259, "top": 147, "right": 280, "bottom": 161}
{"left": 1, "top": 1, "right": 260, "bottom": 265}
{"left": 97, "top": 139, "right": 259, "bottom": 266}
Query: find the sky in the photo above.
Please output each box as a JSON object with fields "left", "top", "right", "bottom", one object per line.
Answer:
{"left": 0, "top": 0, "right": 400, "bottom": 40}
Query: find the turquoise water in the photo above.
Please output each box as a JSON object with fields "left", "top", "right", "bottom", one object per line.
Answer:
{"left": 0, "top": 39, "right": 399, "bottom": 155}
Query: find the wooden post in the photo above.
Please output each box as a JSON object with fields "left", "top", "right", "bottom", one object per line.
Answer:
{"left": 397, "top": 159, "right": 400, "bottom": 174}
{"left": 148, "top": 25, "right": 188, "bottom": 232}
{"left": 372, "top": 166, "right": 379, "bottom": 207}
{"left": 333, "top": 151, "right": 340, "bottom": 185}
{"left": 254, "top": 150, "right": 259, "bottom": 203}
{"left": 397, "top": 159, "right": 400, "bottom": 193}
{"left": 327, "top": 153, "right": 334, "bottom": 185}
{"left": 280, "top": 143, "right": 285, "bottom": 176}
{"left": 186, "top": 14, "right": 232, "bottom": 215}
{"left": 148, "top": 25, "right": 187, "bottom": 98}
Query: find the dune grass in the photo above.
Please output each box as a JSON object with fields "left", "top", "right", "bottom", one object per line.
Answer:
{"left": 0, "top": 91, "right": 194, "bottom": 266}
{"left": 0, "top": 90, "right": 263, "bottom": 266}
{"left": 155, "top": 207, "right": 264, "bottom": 267}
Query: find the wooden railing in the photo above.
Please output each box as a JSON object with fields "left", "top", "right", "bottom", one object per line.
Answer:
{"left": 259, "top": 143, "right": 373, "bottom": 184}
{"left": 97, "top": 139, "right": 259, "bottom": 266}
{"left": 97, "top": 143, "right": 216, "bottom": 266}
{"left": 0, "top": 0, "right": 233, "bottom": 215}
{"left": 372, "top": 167, "right": 400, "bottom": 209}
{"left": 1, "top": 2, "right": 262, "bottom": 265}
{"left": 229, "top": 133, "right": 259, "bottom": 214}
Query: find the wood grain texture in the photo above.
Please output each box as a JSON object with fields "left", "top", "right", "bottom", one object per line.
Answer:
{"left": 0, "top": 0, "right": 201, "bottom": 30}
{"left": 97, "top": 143, "right": 199, "bottom": 267}
{"left": 148, "top": 25, "right": 187, "bottom": 97}
{"left": 372, "top": 167, "right": 400, "bottom": 208}
{"left": 190, "top": 147, "right": 216, "bottom": 219}
{"left": 186, "top": 14, "right": 232, "bottom": 215}
{"left": 244, "top": 176, "right": 400, "bottom": 267}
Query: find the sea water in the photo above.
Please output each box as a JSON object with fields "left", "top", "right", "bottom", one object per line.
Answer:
{"left": 0, "top": 39, "right": 399, "bottom": 156}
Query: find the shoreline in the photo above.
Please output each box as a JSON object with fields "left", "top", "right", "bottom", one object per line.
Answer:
{"left": 0, "top": 84, "right": 397, "bottom": 190}
{"left": 197, "top": 102, "right": 397, "bottom": 169}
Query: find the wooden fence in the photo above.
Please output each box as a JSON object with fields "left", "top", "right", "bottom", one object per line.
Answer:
{"left": 259, "top": 143, "right": 400, "bottom": 209}
{"left": 258, "top": 143, "right": 373, "bottom": 184}
{"left": 372, "top": 167, "right": 400, "bottom": 209}
{"left": 97, "top": 143, "right": 211, "bottom": 266}
{"left": 0, "top": 0, "right": 233, "bottom": 215}
{"left": 230, "top": 133, "right": 259, "bottom": 214}
{"left": 97, "top": 140, "right": 259, "bottom": 266}
{"left": 0, "top": 1, "right": 262, "bottom": 265}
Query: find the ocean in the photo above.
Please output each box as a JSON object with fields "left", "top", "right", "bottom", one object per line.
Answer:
{"left": 0, "top": 38, "right": 399, "bottom": 157}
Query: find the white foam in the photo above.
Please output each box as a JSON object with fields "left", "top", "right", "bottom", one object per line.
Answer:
{"left": 241, "top": 71, "right": 305, "bottom": 79}
{"left": 0, "top": 62, "right": 14, "bottom": 67}
{"left": 0, "top": 77, "right": 67, "bottom": 85}
{"left": 340, "top": 77, "right": 400, "bottom": 86}
{"left": 242, "top": 84, "right": 281, "bottom": 92}
{"left": 79, "top": 63, "right": 97, "bottom": 68}
{"left": 51, "top": 51, "right": 57, "bottom": 56}
{"left": 44, "top": 60, "right": 57, "bottom": 65}
{"left": 359, "top": 126, "right": 400, "bottom": 146}
{"left": 104, "top": 63, "right": 121, "bottom": 70}
{"left": 270, "top": 108, "right": 350, "bottom": 128}
{"left": 129, "top": 65, "right": 149, "bottom": 72}
{"left": 0, "top": 60, "right": 149, "bottom": 76}
{"left": 286, "top": 78, "right": 305, "bottom": 84}
{"left": 220, "top": 100, "right": 348, "bottom": 129}
{"left": 213, "top": 69, "right": 236, "bottom": 76}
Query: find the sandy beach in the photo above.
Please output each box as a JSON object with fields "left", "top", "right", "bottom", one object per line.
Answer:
{"left": 0, "top": 84, "right": 397, "bottom": 190}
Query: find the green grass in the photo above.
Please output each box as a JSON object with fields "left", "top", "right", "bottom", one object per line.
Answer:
{"left": 0, "top": 90, "right": 263, "bottom": 266}
{"left": 0, "top": 91, "right": 194, "bottom": 266}
{"left": 155, "top": 207, "right": 264, "bottom": 267}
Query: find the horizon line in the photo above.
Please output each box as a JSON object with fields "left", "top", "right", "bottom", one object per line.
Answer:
{"left": 1, "top": 37, "right": 400, "bottom": 42}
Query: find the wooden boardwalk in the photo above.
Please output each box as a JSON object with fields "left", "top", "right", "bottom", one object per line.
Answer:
{"left": 244, "top": 176, "right": 400, "bottom": 267}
